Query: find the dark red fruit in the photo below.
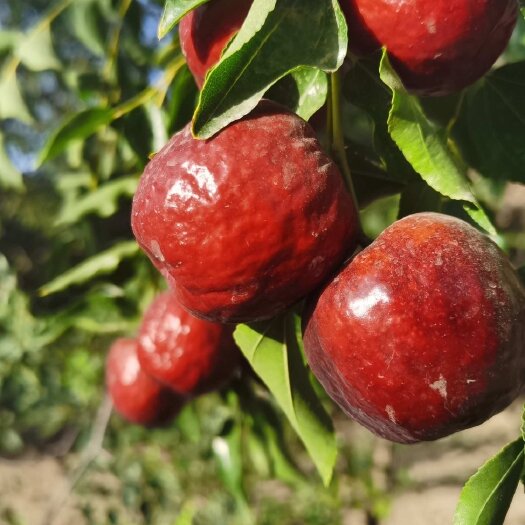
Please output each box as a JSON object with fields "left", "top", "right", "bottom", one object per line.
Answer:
{"left": 132, "top": 101, "right": 359, "bottom": 323}
{"left": 106, "top": 338, "right": 184, "bottom": 426}
{"left": 179, "top": 0, "right": 253, "bottom": 87}
{"left": 137, "top": 291, "right": 240, "bottom": 395}
{"left": 341, "top": 0, "right": 518, "bottom": 96}
{"left": 304, "top": 213, "right": 525, "bottom": 443}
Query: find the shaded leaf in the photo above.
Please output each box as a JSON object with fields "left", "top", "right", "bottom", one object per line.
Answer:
{"left": 453, "top": 61, "right": 525, "bottom": 184}
{"left": 0, "top": 133, "right": 23, "bottom": 190}
{"left": 193, "top": 0, "right": 347, "bottom": 138}
{"left": 39, "top": 108, "right": 114, "bottom": 165}
{"left": 158, "top": 0, "right": 212, "bottom": 39}
{"left": 39, "top": 241, "right": 139, "bottom": 296}
{"left": 234, "top": 313, "right": 337, "bottom": 486}
{"left": 454, "top": 438, "right": 524, "bottom": 525}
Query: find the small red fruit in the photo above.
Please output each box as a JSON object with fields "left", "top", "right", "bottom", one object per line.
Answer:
{"left": 179, "top": 0, "right": 253, "bottom": 87}
{"left": 132, "top": 101, "right": 359, "bottom": 323}
{"left": 304, "top": 213, "right": 525, "bottom": 443}
{"left": 137, "top": 291, "right": 240, "bottom": 395}
{"left": 341, "top": 0, "right": 518, "bottom": 96}
{"left": 106, "top": 338, "right": 184, "bottom": 426}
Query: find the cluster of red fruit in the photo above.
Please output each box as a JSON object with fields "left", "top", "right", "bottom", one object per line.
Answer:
{"left": 107, "top": 0, "right": 525, "bottom": 443}
{"left": 106, "top": 291, "right": 240, "bottom": 426}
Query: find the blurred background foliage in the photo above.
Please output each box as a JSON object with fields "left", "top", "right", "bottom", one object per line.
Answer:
{"left": 0, "top": 1, "right": 524, "bottom": 524}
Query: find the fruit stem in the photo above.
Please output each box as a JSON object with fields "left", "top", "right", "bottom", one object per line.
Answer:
{"left": 329, "top": 71, "right": 359, "bottom": 213}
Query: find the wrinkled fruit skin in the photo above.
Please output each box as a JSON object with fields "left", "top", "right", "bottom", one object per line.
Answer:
{"left": 340, "top": 0, "right": 518, "bottom": 96}
{"left": 137, "top": 291, "right": 240, "bottom": 395}
{"left": 303, "top": 213, "right": 525, "bottom": 443}
{"left": 179, "top": 0, "right": 253, "bottom": 87}
{"left": 106, "top": 338, "right": 184, "bottom": 426}
{"left": 132, "top": 101, "right": 359, "bottom": 323}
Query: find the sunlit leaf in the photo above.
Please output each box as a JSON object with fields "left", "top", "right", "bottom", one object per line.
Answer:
{"left": 0, "top": 72, "right": 33, "bottom": 123}
{"left": 55, "top": 176, "right": 138, "bottom": 225}
{"left": 39, "top": 241, "right": 140, "bottom": 296}
{"left": 16, "top": 25, "right": 61, "bottom": 71}
{"left": 234, "top": 313, "right": 337, "bottom": 486}
{"left": 379, "top": 53, "right": 496, "bottom": 234}
{"left": 39, "top": 108, "right": 114, "bottom": 165}
{"left": 454, "top": 438, "right": 524, "bottom": 525}
{"left": 158, "top": 0, "right": 212, "bottom": 39}
{"left": 193, "top": 0, "right": 347, "bottom": 138}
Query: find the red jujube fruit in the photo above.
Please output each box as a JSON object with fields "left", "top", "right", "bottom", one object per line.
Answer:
{"left": 179, "top": 0, "right": 253, "bottom": 87}
{"left": 131, "top": 101, "right": 359, "bottom": 323}
{"left": 137, "top": 291, "right": 240, "bottom": 395}
{"left": 106, "top": 338, "right": 184, "bottom": 426}
{"left": 304, "top": 213, "right": 525, "bottom": 443}
{"left": 340, "top": 0, "right": 518, "bottom": 96}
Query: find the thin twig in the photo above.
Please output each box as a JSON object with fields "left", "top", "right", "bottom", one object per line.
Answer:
{"left": 42, "top": 395, "right": 113, "bottom": 525}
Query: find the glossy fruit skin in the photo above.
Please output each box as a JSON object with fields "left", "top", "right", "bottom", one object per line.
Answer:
{"left": 179, "top": 0, "right": 253, "bottom": 88}
{"left": 341, "top": 0, "right": 518, "bottom": 96}
{"left": 106, "top": 338, "right": 184, "bottom": 426}
{"left": 132, "top": 101, "right": 359, "bottom": 323}
{"left": 304, "top": 213, "right": 525, "bottom": 443}
{"left": 137, "top": 291, "right": 240, "bottom": 395}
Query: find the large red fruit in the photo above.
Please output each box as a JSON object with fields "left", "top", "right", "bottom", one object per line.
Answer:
{"left": 304, "top": 213, "right": 525, "bottom": 443}
{"left": 340, "top": 0, "right": 518, "bottom": 96}
{"left": 137, "top": 291, "right": 240, "bottom": 395}
{"left": 132, "top": 101, "right": 359, "bottom": 323}
{"left": 179, "top": 0, "right": 253, "bottom": 88}
{"left": 106, "top": 338, "right": 184, "bottom": 426}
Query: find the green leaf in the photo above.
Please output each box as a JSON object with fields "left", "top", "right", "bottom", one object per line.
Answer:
{"left": 379, "top": 53, "right": 496, "bottom": 234}
{"left": 158, "top": 0, "right": 211, "bottom": 39}
{"left": 68, "top": 0, "right": 107, "bottom": 56}
{"left": 0, "top": 72, "right": 33, "bottom": 123}
{"left": 16, "top": 25, "right": 61, "bottom": 71}
{"left": 454, "top": 438, "right": 524, "bottom": 525}
{"left": 0, "top": 133, "right": 23, "bottom": 190}
{"left": 193, "top": 0, "right": 347, "bottom": 138}
{"left": 234, "top": 313, "right": 337, "bottom": 486}
{"left": 344, "top": 54, "right": 417, "bottom": 185}
{"left": 39, "top": 241, "right": 139, "bottom": 296}
{"left": 380, "top": 53, "right": 471, "bottom": 202}
{"left": 290, "top": 67, "right": 328, "bottom": 121}
{"left": 55, "top": 176, "right": 138, "bottom": 225}
{"left": 39, "top": 108, "right": 114, "bottom": 165}
{"left": 453, "top": 61, "right": 525, "bottom": 184}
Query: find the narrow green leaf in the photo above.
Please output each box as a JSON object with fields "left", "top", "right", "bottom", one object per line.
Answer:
{"left": 453, "top": 61, "right": 525, "bottom": 184}
{"left": 55, "top": 176, "right": 138, "bottom": 225}
{"left": 0, "top": 133, "right": 23, "bottom": 190}
{"left": 234, "top": 313, "right": 337, "bottom": 486}
{"left": 379, "top": 52, "right": 496, "bottom": 234}
{"left": 39, "top": 241, "right": 139, "bottom": 296}
{"left": 454, "top": 438, "right": 524, "bottom": 525}
{"left": 16, "top": 25, "right": 61, "bottom": 71}
{"left": 193, "top": 0, "right": 347, "bottom": 138}
{"left": 380, "top": 53, "right": 471, "bottom": 202}
{"left": 158, "top": 0, "right": 211, "bottom": 39}
{"left": 0, "top": 72, "right": 33, "bottom": 123}
{"left": 39, "top": 108, "right": 114, "bottom": 165}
